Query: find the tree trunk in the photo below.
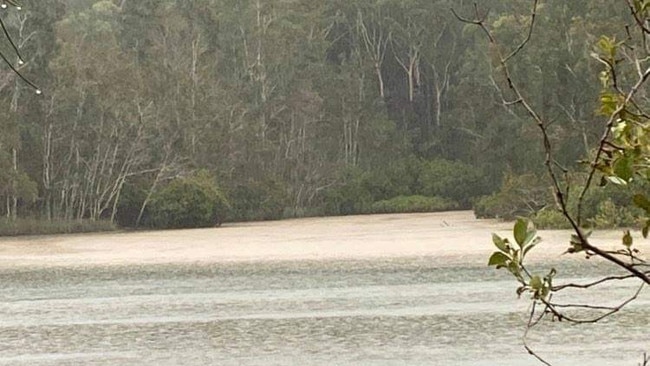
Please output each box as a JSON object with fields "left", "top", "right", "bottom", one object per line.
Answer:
{"left": 10, "top": 148, "right": 17, "bottom": 221}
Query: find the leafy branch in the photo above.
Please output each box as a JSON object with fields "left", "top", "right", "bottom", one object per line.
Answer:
{"left": 455, "top": 0, "right": 650, "bottom": 364}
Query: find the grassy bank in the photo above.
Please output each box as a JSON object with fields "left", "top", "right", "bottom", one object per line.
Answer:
{"left": 0, "top": 218, "right": 117, "bottom": 237}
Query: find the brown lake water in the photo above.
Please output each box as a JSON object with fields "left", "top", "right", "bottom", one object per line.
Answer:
{"left": 0, "top": 212, "right": 648, "bottom": 365}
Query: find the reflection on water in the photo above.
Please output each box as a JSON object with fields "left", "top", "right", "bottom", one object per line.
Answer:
{"left": 0, "top": 258, "right": 647, "bottom": 365}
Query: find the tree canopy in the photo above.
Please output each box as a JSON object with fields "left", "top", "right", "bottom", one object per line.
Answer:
{"left": 0, "top": 0, "right": 644, "bottom": 230}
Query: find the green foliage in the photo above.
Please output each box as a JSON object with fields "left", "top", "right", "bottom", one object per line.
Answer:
{"left": 361, "top": 158, "right": 422, "bottom": 203}
{"left": 0, "top": 150, "right": 39, "bottom": 207}
{"left": 322, "top": 167, "right": 375, "bottom": 215}
{"left": 478, "top": 1, "right": 650, "bottom": 362}
{"left": 114, "top": 180, "right": 148, "bottom": 228}
{"left": 417, "top": 159, "right": 489, "bottom": 208}
{"left": 323, "top": 157, "right": 485, "bottom": 216}
{"left": 489, "top": 219, "right": 553, "bottom": 300}
{"left": 226, "top": 178, "right": 290, "bottom": 222}
{"left": 532, "top": 209, "right": 573, "bottom": 230}
{"left": 633, "top": 194, "right": 650, "bottom": 238}
{"left": 3, "top": 0, "right": 646, "bottom": 231}
{"left": 588, "top": 20, "right": 650, "bottom": 232}
{"left": 148, "top": 172, "right": 229, "bottom": 229}
{"left": 474, "top": 173, "right": 550, "bottom": 220}
{"left": 369, "top": 195, "right": 458, "bottom": 214}
{"left": 589, "top": 199, "right": 641, "bottom": 229}
{"left": 476, "top": 170, "right": 646, "bottom": 229}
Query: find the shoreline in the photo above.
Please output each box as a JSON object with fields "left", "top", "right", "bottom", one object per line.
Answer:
{"left": 0, "top": 211, "right": 645, "bottom": 268}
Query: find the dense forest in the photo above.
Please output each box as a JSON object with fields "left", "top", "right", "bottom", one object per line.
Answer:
{"left": 0, "top": 0, "right": 640, "bottom": 232}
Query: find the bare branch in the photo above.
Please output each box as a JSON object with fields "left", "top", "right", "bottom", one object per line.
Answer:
{"left": 450, "top": 5, "right": 495, "bottom": 44}
{"left": 542, "top": 283, "right": 644, "bottom": 324}
{"left": 625, "top": 0, "right": 650, "bottom": 35}
{"left": 640, "top": 353, "right": 650, "bottom": 366}
{"left": 0, "top": 6, "right": 40, "bottom": 92}
{"left": 502, "top": 0, "right": 539, "bottom": 63}
{"left": 523, "top": 301, "right": 554, "bottom": 366}
{"left": 553, "top": 272, "right": 650, "bottom": 291}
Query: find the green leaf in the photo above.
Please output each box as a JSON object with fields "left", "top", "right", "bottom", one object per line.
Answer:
{"left": 508, "top": 261, "right": 522, "bottom": 280}
{"left": 512, "top": 251, "right": 521, "bottom": 269}
{"left": 597, "top": 36, "right": 622, "bottom": 60}
{"left": 599, "top": 70, "right": 610, "bottom": 88}
{"left": 523, "top": 228, "right": 538, "bottom": 247}
{"left": 492, "top": 233, "right": 509, "bottom": 253}
{"left": 522, "top": 238, "right": 540, "bottom": 258}
{"left": 540, "top": 284, "right": 550, "bottom": 299}
{"left": 611, "top": 120, "right": 628, "bottom": 139}
{"left": 567, "top": 234, "right": 585, "bottom": 254}
{"left": 606, "top": 176, "right": 628, "bottom": 186}
{"left": 599, "top": 92, "right": 620, "bottom": 116}
{"left": 530, "top": 275, "right": 543, "bottom": 291}
{"left": 633, "top": 194, "right": 650, "bottom": 212}
{"left": 514, "top": 218, "right": 528, "bottom": 247}
{"left": 488, "top": 252, "right": 511, "bottom": 267}
{"left": 613, "top": 156, "right": 634, "bottom": 182}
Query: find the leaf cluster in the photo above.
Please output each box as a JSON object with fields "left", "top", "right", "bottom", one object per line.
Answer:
{"left": 489, "top": 218, "right": 553, "bottom": 300}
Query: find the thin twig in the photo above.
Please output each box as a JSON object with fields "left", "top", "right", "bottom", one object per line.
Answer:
{"left": 625, "top": 0, "right": 650, "bottom": 35}
{"left": 523, "top": 301, "right": 554, "bottom": 366}
{"left": 450, "top": 5, "right": 495, "bottom": 44}
{"left": 503, "top": 0, "right": 538, "bottom": 63}
{"left": 553, "top": 272, "right": 649, "bottom": 291}
{"left": 549, "top": 303, "right": 623, "bottom": 311}
{"left": 0, "top": 15, "right": 23, "bottom": 62}
{"left": 0, "top": 5, "right": 40, "bottom": 92}
{"left": 543, "top": 283, "right": 644, "bottom": 324}
{"left": 640, "top": 352, "right": 650, "bottom": 366}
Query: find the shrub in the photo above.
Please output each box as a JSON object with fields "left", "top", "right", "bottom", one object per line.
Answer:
{"left": 474, "top": 172, "right": 551, "bottom": 220}
{"left": 114, "top": 179, "right": 149, "bottom": 228}
{"left": 321, "top": 167, "right": 374, "bottom": 215}
{"left": 533, "top": 209, "right": 573, "bottom": 230}
{"left": 476, "top": 170, "right": 646, "bottom": 229}
{"left": 369, "top": 195, "right": 458, "bottom": 214}
{"left": 226, "top": 177, "right": 289, "bottom": 221}
{"left": 361, "top": 157, "right": 422, "bottom": 201}
{"left": 417, "top": 158, "right": 489, "bottom": 208}
{"left": 322, "top": 157, "right": 486, "bottom": 216}
{"left": 589, "top": 199, "right": 642, "bottom": 229}
{"left": 148, "top": 171, "right": 229, "bottom": 229}
{"left": 578, "top": 181, "right": 641, "bottom": 221}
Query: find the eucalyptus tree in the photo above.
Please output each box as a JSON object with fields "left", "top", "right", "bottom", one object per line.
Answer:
{"left": 47, "top": 1, "right": 155, "bottom": 221}
{"left": 0, "top": 1, "right": 56, "bottom": 219}
{"left": 386, "top": 0, "right": 424, "bottom": 105}
{"left": 354, "top": 0, "right": 390, "bottom": 101}
{"left": 7, "top": 0, "right": 640, "bottom": 226}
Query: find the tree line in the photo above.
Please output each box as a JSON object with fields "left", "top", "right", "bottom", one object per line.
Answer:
{"left": 0, "top": 0, "right": 634, "bottom": 231}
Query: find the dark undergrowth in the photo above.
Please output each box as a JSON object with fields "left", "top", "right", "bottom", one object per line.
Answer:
{"left": 0, "top": 218, "right": 116, "bottom": 237}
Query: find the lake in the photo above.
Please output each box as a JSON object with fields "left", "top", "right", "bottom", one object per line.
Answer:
{"left": 0, "top": 212, "right": 647, "bottom": 365}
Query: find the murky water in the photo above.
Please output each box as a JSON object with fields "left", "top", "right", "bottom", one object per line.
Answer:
{"left": 0, "top": 258, "right": 647, "bottom": 365}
